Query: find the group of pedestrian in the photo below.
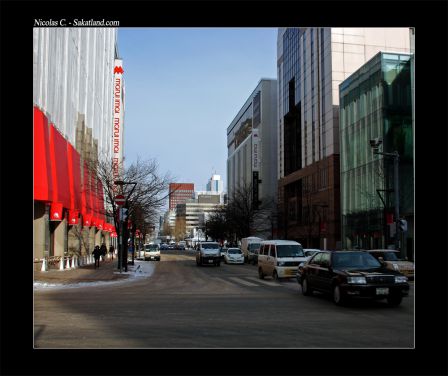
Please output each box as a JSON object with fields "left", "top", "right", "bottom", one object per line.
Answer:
{"left": 92, "top": 243, "right": 115, "bottom": 269}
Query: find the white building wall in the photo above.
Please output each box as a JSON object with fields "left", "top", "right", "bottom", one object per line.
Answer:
{"left": 226, "top": 79, "right": 277, "bottom": 203}
{"left": 33, "top": 27, "right": 117, "bottom": 159}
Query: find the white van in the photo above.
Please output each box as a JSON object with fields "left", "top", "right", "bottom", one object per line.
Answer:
{"left": 144, "top": 243, "right": 161, "bottom": 261}
{"left": 257, "top": 240, "right": 307, "bottom": 280}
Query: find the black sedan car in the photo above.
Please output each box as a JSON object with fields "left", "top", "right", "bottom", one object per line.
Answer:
{"left": 298, "top": 250, "right": 409, "bottom": 306}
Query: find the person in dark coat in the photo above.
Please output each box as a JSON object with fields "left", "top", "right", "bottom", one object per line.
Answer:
{"left": 93, "top": 245, "right": 101, "bottom": 268}
{"left": 100, "top": 243, "right": 107, "bottom": 261}
{"left": 109, "top": 245, "right": 115, "bottom": 260}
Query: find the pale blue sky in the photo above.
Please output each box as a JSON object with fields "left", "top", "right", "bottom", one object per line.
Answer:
{"left": 118, "top": 28, "right": 277, "bottom": 192}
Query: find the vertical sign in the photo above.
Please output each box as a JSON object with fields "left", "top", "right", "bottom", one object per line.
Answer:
{"left": 252, "top": 129, "right": 260, "bottom": 172}
{"left": 113, "top": 59, "right": 124, "bottom": 188}
{"left": 252, "top": 129, "right": 261, "bottom": 210}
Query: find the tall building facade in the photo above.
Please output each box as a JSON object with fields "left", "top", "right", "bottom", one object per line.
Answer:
{"left": 277, "top": 27, "right": 411, "bottom": 249}
{"left": 226, "top": 79, "right": 278, "bottom": 238}
{"left": 33, "top": 28, "right": 120, "bottom": 268}
{"left": 339, "top": 52, "right": 413, "bottom": 258}
{"left": 168, "top": 183, "right": 195, "bottom": 210}
{"left": 176, "top": 194, "right": 223, "bottom": 241}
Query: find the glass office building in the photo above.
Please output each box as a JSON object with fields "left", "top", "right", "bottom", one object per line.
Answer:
{"left": 340, "top": 52, "right": 413, "bottom": 257}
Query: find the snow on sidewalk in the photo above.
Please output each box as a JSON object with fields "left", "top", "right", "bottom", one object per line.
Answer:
{"left": 33, "top": 261, "right": 155, "bottom": 290}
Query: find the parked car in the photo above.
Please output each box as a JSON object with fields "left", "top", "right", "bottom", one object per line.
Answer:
{"left": 258, "top": 240, "right": 307, "bottom": 280}
{"left": 144, "top": 243, "right": 161, "bottom": 261}
{"left": 196, "top": 241, "right": 221, "bottom": 266}
{"left": 220, "top": 247, "right": 227, "bottom": 260}
{"left": 365, "top": 249, "right": 414, "bottom": 280}
{"left": 160, "top": 244, "right": 169, "bottom": 250}
{"left": 223, "top": 248, "right": 244, "bottom": 264}
{"left": 298, "top": 250, "right": 409, "bottom": 306}
{"left": 304, "top": 249, "right": 320, "bottom": 259}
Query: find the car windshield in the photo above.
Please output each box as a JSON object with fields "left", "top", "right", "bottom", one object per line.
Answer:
{"left": 228, "top": 249, "right": 241, "bottom": 254}
{"left": 145, "top": 245, "right": 158, "bottom": 251}
{"left": 249, "top": 243, "right": 260, "bottom": 251}
{"left": 375, "top": 251, "right": 399, "bottom": 261}
{"left": 333, "top": 252, "right": 381, "bottom": 269}
{"left": 202, "top": 243, "right": 219, "bottom": 249}
{"left": 276, "top": 245, "right": 305, "bottom": 257}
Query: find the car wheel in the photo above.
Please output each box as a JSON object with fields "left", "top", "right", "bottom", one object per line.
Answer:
{"left": 386, "top": 294, "right": 402, "bottom": 307}
{"left": 258, "top": 267, "right": 264, "bottom": 279}
{"left": 301, "top": 277, "right": 313, "bottom": 296}
{"left": 333, "top": 285, "right": 346, "bottom": 305}
{"left": 273, "top": 270, "right": 279, "bottom": 281}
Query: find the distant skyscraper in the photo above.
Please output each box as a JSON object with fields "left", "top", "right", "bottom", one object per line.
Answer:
{"left": 206, "top": 174, "right": 224, "bottom": 193}
{"left": 168, "top": 183, "right": 194, "bottom": 211}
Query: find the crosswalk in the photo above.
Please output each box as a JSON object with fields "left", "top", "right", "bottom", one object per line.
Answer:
{"left": 210, "top": 276, "right": 296, "bottom": 288}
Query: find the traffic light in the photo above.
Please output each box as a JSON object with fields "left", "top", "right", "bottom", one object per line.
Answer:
{"left": 399, "top": 219, "right": 407, "bottom": 232}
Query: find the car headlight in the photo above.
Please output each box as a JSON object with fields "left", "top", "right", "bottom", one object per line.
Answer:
{"left": 277, "top": 261, "right": 285, "bottom": 266}
{"left": 395, "top": 276, "right": 408, "bottom": 283}
{"left": 347, "top": 276, "right": 367, "bottom": 284}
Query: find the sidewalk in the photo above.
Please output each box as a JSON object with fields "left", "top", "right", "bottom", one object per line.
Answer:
{"left": 34, "top": 258, "right": 131, "bottom": 285}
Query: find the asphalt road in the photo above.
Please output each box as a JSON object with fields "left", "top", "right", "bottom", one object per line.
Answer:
{"left": 34, "top": 250, "right": 414, "bottom": 348}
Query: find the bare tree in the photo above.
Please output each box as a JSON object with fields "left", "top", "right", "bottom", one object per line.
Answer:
{"left": 226, "top": 182, "right": 274, "bottom": 241}
{"left": 93, "top": 155, "right": 173, "bottom": 241}
{"left": 206, "top": 206, "right": 230, "bottom": 242}
{"left": 174, "top": 216, "right": 186, "bottom": 241}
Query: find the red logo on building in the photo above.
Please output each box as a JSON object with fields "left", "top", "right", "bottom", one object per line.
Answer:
{"left": 114, "top": 66, "right": 124, "bottom": 74}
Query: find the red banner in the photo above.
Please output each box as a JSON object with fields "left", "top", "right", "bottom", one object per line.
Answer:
{"left": 69, "top": 209, "right": 79, "bottom": 225}
{"left": 83, "top": 214, "right": 92, "bottom": 227}
{"left": 34, "top": 107, "right": 54, "bottom": 202}
{"left": 50, "top": 202, "right": 63, "bottom": 221}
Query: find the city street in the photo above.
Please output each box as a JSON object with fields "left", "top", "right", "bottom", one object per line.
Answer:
{"left": 34, "top": 250, "right": 414, "bottom": 348}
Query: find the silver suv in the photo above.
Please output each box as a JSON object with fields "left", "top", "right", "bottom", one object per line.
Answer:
{"left": 196, "top": 242, "right": 221, "bottom": 266}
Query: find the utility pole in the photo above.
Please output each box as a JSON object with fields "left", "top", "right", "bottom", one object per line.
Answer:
{"left": 370, "top": 139, "right": 401, "bottom": 254}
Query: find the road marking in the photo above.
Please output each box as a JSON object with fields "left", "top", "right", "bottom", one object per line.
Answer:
{"left": 211, "top": 277, "right": 237, "bottom": 287}
{"left": 246, "top": 277, "right": 280, "bottom": 286}
{"left": 228, "top": 277, "right": 259, "bottom": 287}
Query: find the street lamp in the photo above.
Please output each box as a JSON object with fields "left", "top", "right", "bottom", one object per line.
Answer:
{"left": 114, "top": 180, "right": 137, "bottom": 272}
{"left": 369, "top": 139, "right": 401, "bottom": 254}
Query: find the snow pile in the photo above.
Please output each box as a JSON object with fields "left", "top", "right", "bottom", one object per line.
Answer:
{"left": 34, "top": 261, "right": 155, "bottom": 290}
{"left": 113, "top": 260, "right": 155, "bottom": 278}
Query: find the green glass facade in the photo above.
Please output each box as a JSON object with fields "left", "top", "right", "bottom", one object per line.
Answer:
{"left": 340, "top": 52, "right": 413, "bottom": 255}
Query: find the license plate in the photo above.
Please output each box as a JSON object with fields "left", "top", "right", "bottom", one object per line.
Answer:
{"left": 376, "top": 287, "right": 389, "bottom": 295}
{"left": 208, "top": 260, "right": 214, "bottom": 263}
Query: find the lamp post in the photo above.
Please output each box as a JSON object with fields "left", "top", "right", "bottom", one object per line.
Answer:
{"left": 369, "top": 139, "right": 401, "bottom": 254}
{"left": 114, "top": 180, "right": 137, "bottom": 273}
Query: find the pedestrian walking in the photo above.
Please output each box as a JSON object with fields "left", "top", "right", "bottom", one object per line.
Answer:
{"left": 100, "top": 243, "right": 107, "bottom": 261}
{"left": 109, "top": 244, "right": 115, "bottom": 260}
{"left": 93, "top": 245, "right": 101, "bottom": 268}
